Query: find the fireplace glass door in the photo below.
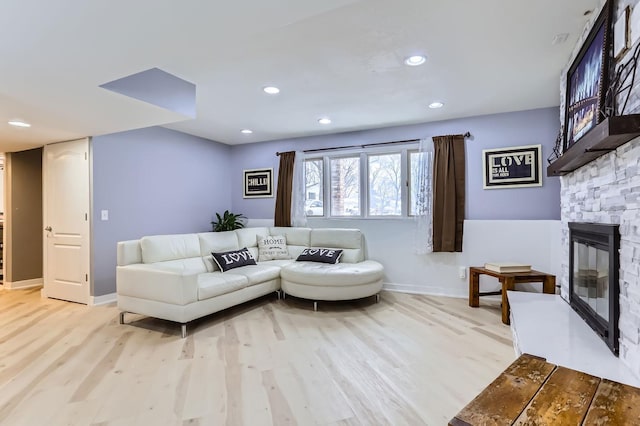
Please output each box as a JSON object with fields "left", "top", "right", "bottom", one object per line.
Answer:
{"left": 568, "top": 222, "right": 619, "bottom": 355}
{"left": 573, "top": 241, "right": 609, "bottom": 321}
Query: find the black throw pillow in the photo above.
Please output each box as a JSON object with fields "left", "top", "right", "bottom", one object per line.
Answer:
{"left": 212, "top": 247, "right": 257, "bottom": 272}
{"left": 296, "top": 248, "right": 343, "bottom": 264}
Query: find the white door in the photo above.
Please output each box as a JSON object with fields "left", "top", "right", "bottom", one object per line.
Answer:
{"left": 43, "top": 138, "right": 90, "bottom": 304}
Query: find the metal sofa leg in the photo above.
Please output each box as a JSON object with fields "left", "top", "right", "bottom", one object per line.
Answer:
{"left": 276, "top": 289, "right": 282, "bottom": 300}
{"left": 119, "top": 311, "right": 126, "bottom": 324}
{"left": 181, "top": 324, "right": 187, "bottom": 339}
{"left": 313, "top": 301, "right": 318, "bottom": 311}
{"left": 376, "top": 293, "right": 381, "bottom": 303}
{"left": 282, "top": 291, "right": 286, "bottom": 300}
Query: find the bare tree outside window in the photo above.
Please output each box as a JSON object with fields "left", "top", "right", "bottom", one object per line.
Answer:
{"left": 369, "top": 153, "right": 401, "bottom": 216}
{"left": 304, "top": 159, "right": 323, "bottom": 216}
{"left": 330, "top": 157, "right": 360, "bottom": 216}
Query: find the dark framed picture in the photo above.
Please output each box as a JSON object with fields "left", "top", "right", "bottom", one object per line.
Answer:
{"left": 482, "top": 145, "right": 542, "bottom": 189}
{"left": 564, "top": 0, "right": 612, "bottom": 151}
{"left": 243, "top": 168, "right": 273, "bottom": 198}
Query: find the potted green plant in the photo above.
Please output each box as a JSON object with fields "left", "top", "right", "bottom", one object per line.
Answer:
{"left": 211, "top": 210, "right": 246, "bottom": 232}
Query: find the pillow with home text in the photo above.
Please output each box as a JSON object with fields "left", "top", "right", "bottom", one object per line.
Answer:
{"left": 257, "top": 235, "right": 290, "bottom": 261}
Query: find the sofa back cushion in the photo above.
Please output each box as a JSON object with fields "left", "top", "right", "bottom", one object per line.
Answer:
{"left": 309, "top": 228, "right": 363, "bottom": 263}
{"left": 152, "top": 257, "right": 208, "bottom": 274}
{"left": 235, "top": 227, "right": 270, "bottom": 260}
{"left": 270, "top": 227, "right": 311, "bottom": 259}
{"left": 141, "top": 234, "right": 201, "bottom": 264}
{"left": 198, "top": 231, "right": 240, "bottom": 272}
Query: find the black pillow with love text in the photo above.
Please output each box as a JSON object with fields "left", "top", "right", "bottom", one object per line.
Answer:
{"left": 296, "top": 248, "right": 343, "bottom": 264}
{"left": 212, "top": 247, "right": 257, "bottom": 272}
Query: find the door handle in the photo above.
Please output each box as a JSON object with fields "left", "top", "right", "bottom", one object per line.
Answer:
{"left": 45, "top": 226, "right": 52, "bottom": 232}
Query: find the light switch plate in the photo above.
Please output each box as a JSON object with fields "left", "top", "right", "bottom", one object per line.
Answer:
{"left": 101, "top": 210, "right": 109, "bottom": 221}
{"left": 459, "top": 266, "right": 467, "bottom": 279}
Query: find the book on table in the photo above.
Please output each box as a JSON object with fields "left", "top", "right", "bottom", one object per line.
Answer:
{"left": 484, "top": 262, "right": 531, "bottom": 273}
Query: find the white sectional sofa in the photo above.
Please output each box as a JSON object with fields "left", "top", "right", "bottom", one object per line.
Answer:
{"left": 116, "top": 227, "right": 384, "bottom": 337}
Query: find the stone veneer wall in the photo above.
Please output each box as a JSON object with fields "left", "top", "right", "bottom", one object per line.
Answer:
{"left": 560, "top": 0, "right": 640, "bottom": 376}
{"left": 560, "top": 138, "right": 640, "bottom": 374}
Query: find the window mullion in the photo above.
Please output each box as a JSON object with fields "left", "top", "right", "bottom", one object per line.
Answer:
{"left": 400, "top": 149, "right": 408, "bottom": 217}
{"left": 360, "top": 152, "right": 367, "bottom": 218}
{"left": 324, "top": 156, "right": 330, "bottom": 217}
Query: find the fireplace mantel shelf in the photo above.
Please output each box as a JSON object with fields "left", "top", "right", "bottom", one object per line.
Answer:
{"left": 547, "top": 114, "right": 640, "bottom": 177}
{"left": 508, "top": 291, "right": 640, "bottom": 388}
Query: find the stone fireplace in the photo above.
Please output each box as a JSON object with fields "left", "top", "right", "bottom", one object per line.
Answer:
{"left": 569, "top": 222, "right": 620, "bottom": 355}
{"left": 557, "top": 0, "right": 640, "bottom": 379}
{"left": 561, "top": 136, "right": 640, "bottom": 377}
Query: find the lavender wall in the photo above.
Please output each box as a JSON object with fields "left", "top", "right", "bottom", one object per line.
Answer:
{"left": 230, "top": 107, "right": 561, "bottom": 220}
{"left": 92, "top": 127, "right": 231, "bottom": 296}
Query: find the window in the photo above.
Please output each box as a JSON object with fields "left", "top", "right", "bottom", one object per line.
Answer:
{"left": 330, "top": 156, "right": 360, "bottom": 216}
{"left": 369, "top": 153, "right": 401, "bottom": 216}
{"left": 303, "top": 144, "right": 430, "bottom": 219}
{"left": 304, "top": 159, "right": 324, "bottom": 216}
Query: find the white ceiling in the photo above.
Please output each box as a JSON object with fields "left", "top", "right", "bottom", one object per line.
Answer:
{"left": 0, "top": 0, "right": 599, "bottom": 152}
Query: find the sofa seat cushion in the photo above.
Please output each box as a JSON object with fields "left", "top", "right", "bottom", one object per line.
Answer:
{"left": 280, "top": 260, "right": 384, "bottom": 287}
{"left": 116, "top": 264, "right": 199, "bottom": 305}
{"left": 226, "top": 264, "right": 281, "bottom": 286}
{"left": 198, "top": 273, "right": 248, "bottom": 300}
{"left": 259, "top": 259, "right": 295, "bottom": 268}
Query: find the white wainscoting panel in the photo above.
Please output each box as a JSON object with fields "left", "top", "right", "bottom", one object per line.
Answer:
{"left": 309, "top": 219, "right": 561, "bottom": 297}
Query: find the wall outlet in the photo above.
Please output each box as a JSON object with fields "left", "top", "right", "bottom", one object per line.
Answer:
{"left": 101, "top": 210, "right": 109, "bottom": 221}
{"left": 459, "top": 266, "right": 466, "bottom": 279}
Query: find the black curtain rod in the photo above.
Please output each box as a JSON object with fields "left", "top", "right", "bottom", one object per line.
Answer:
{"left": 276, "top": 132, "right": 471, "bottom": 156}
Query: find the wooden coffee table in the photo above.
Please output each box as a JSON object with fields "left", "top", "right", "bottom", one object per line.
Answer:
{"left": 449, "top": 353, "right": 640, "bottom": 425}
{"left": 468, "top": 267, "right": 555, "bottom": 325}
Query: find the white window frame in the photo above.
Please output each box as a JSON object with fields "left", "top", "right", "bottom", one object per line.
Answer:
{"left": 303, "top": 143, "right": 422, "bottom": 219}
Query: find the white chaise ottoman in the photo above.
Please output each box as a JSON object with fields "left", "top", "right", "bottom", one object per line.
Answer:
{"left": 280, "top": 260, "right": 384, "bottom": 310}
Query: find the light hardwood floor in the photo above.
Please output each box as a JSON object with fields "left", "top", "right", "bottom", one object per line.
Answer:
{"left": 0, "top": 287, "right": 515, "bottom": 425}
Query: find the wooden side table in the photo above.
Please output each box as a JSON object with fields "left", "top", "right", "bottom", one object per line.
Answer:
{"left": 468, "top": 266, "right": 555, "bottom": 325}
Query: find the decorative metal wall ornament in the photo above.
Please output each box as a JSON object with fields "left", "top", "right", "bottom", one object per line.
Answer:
{"left": 604, "top": 41, "right": 640, "bottom": 117}
{"left": 547, "top": 129, "right": 563, "bottom": 164}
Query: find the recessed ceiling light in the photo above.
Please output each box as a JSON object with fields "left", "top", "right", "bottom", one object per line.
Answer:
{"left": 241, "top": 129, "right": 253, "bottom": 134}
{"left": 428, "top": 102, "right": 444, "bottom": 109}
{"left": 263, "top": 86, "right": 280, "bottom": 94}
{"left": 404, "top": 55, "right": 426, "bottom": 66}
{"left": 8, "top": 120, "right": 31, "bottom": 128}
{"left": 318, "top": 118, "right": 332, "bottom": 125}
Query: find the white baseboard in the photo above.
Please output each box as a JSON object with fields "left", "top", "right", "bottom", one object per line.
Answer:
{"left": 4, "top": 278, "right": 43, "bottom": 290}
{"left": 90, "top": 292, "right": 117, "bottom": 306}
{"left": 383, "top": 282, "right": 466, "bottom": 299}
